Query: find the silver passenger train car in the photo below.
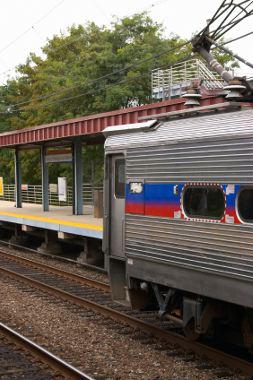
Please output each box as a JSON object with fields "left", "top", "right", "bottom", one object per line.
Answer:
{"left": 102, "top": 102, "right": 253, "bottom": 349}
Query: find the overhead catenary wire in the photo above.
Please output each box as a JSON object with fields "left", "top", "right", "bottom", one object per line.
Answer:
{"left": 32, "top": 27, "right": 46, "bottom": 44}
{"left": 0, "top": 0, "right": 66, "bottom": 55}
{"left": 0, "top": 0, "right": 66, "bottom": 76}
{"left": 0, "top": 39, "right": 192, "bottom": 110}
{"left": 220, "top": 30, "right": 253, "bottom": 45}
{"left": 207, "top": 36, "right": 253, "bottom": 69}
{"left": 90, "top": 0, "right": 111, "bottom": 23}
{"left": 34, "top": 1, "right": 170, "bottom": 56}
{"left": 1, "top": 0, "right": 251, "bottom": 88}
{"left": 1, "top": 27, "right": 251, "bottom": 79}
{"left": 124, "top": 0, "right": 168, "bottom": 17}
{"left": 1, "top": 33, "right": 251, "bottom": 112}
{"left": 0, "top": 57, "right": 9, "bottom": 71}
{"left": 0, "top": 53, "right": 198, "bottom": 114}
{"left": 0, "top": 0, "right": 169, "bottom": 78}
{"left": 212, "top": 1, "right": 253, "bottom": 40}
{"left": 45, "top": 0, "right": 169, "bottom": 55}
{"left": 197, "top": 0, "right": 228, "bottom": 39}
{"left": 197, "top": 0, "right": 253, "bottom": 41}
{"left": 1, "top": 1, "right": 251, "bottom": 111}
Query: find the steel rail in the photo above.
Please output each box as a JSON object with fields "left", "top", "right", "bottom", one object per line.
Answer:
{"left": 0, "top": 264, "right": 252, "bottom": 375}
{"left": 0, "top": 323, "right": 95, "bottom": 380}
{"left": 0, "top": 240, "right": 107, "bottom": 274}
{"left": 0, "top": 250, "right": 109, "bottom": 291}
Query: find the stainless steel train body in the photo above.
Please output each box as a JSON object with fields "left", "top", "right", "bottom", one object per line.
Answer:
{"left": 103, "top": 105, "right": 253, "bottom": 348}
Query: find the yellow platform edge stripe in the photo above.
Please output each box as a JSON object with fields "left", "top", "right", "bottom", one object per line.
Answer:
{"left": 0, "top": 212, "right": 103, "bottom": 231}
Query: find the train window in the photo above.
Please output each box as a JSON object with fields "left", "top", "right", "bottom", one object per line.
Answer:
{"left": 183, "top": 186, "right": 225, "bottom": 219}
{"left": 115, "top": 159, "right": 125, "bottom": 198}
{"left": 238, "top": 188, "right": 253, "bottom": 223}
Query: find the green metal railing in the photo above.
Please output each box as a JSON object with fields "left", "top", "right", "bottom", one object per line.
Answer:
{"left": 0, "top": 183, "right": 103, "bottom": 207}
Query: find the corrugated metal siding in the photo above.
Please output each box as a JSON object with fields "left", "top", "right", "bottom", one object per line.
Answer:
{"left": 126, "top": 138, "right": 253, "bottom": 183}
{"left": 125, "top": 214, "right": 253, "bottom": 280}
{"left": 120, "top": 109, "right": 253, "bottom": 281}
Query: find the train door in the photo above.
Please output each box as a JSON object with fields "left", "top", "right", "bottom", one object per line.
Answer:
{"left": 108, "top": 154, "right": 129, "bottom": 305}
{"left": 110, "top": 154, "right": 125, "bottom": 258}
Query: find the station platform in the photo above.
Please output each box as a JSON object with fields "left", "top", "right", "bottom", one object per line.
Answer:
{"left": 0, "top": 201, "right": 103, "bottom": 240}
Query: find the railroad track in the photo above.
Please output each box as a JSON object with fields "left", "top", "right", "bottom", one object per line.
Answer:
{"left": 0, "top": 249, "right": 252, "bottom": 378}
{"left": 0, "top": 238, "right": 107, "bottom": 274}
{"left": 0, "top": 323, "right": 94, "bottom": 380}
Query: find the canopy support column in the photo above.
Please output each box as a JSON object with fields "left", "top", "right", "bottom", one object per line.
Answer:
{"left": 14, "top": 149, "right": 22, "bottom": 208}
{"left": 73, "top": 138, "right": 83, "bottom": 215}
{"left": 41, "top": 146, "right": 49, "bottom": 211}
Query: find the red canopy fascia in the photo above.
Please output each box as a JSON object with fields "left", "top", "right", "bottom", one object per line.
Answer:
{"left": 0, "top": 96, "right": 227, "bottom": 150}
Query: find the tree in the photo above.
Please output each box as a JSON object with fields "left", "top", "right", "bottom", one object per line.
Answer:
{"left": 0, "top": 13, "right": 239, "bottom": 185}
{"left": 0, "top": 13, "right": 193, "bottom": 128}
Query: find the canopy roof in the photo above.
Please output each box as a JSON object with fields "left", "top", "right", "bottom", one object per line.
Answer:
{"left": 0, "top": 96, "right": 227, "bottom": 150}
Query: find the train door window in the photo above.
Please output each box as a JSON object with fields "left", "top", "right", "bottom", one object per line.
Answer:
{"left": 237, "top": 188, "right": 253, "bottom": 223}
{"left": 115, "top": 159, "right": 125, "bottom": 198}
{"left": 183, "top": 186, "right": 225, "bottom": 219}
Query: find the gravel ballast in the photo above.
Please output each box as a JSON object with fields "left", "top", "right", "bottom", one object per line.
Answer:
{"left": 0, "top": 244, "right": 252, "bottom": 380}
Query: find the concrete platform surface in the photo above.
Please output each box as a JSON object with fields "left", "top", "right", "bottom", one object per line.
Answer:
{"left": 0, "top": 201, "right": 103, "bottom": 239}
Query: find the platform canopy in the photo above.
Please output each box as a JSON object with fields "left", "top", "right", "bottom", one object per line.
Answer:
{"left": 0, "top": 96, "right": 226, "bottom": 150}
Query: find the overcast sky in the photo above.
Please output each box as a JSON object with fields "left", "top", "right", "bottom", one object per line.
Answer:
{"left": 0, "top": 0, "right": 252, "bottom": 85}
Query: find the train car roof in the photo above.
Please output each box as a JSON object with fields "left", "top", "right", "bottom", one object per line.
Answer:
{"left": 103, "top": 107, "right": 253, "bottom": 151}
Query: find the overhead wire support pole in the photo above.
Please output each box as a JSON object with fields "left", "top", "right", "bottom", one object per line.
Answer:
{"left": 192, "top": 0, "right": 253, "bottom": 84}
{"left": 206, "top": 36, "right": 253, "bottom": 69}
{"left": 194, "top": 46, "right": 233, "bottom": 83}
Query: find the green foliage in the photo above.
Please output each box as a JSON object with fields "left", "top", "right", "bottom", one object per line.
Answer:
{"left": 82, "top": 145, "right": 104, "bottom": 183}
{"left": 0, "top": 13, "right": 240, "bottom": 185}
{"left": 0, "top": 84, "right": 17, "bottom": 133}
{"left": 21, "top": 150, "right": 42, "bottom": 185}
{"left": 0, "top": 149, "right": 15, "bottom": 184}
{"left": 1, "top": 13, "right": 193, "bottom": 130}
